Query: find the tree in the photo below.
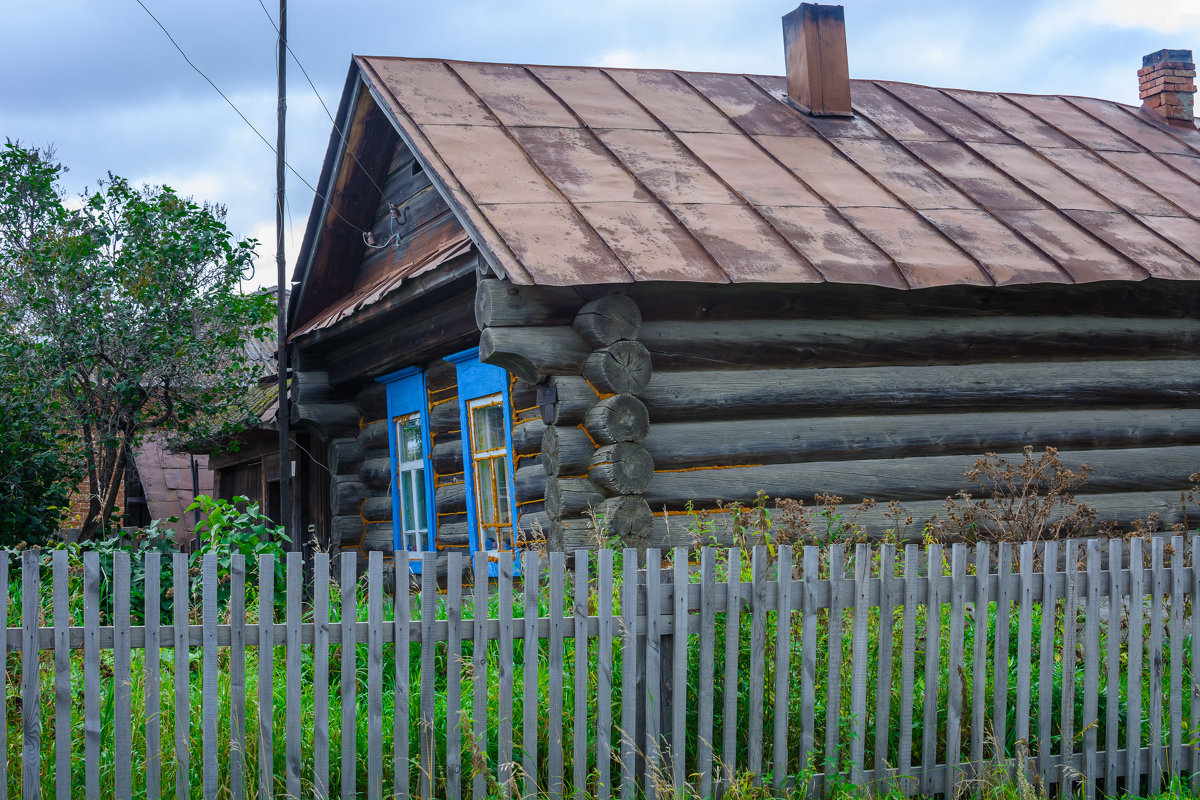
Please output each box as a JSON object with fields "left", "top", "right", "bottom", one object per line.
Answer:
{"left": 0, "top": 142, "right": 275, "bottom": 539}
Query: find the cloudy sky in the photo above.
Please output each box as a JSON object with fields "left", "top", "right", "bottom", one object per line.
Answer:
{"left": 4, "top": 0, "right": 1198, "bottom": 289}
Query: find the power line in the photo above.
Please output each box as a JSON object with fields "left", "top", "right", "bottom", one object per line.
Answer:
{"left": 252, "top": 0, "right": 389, "bottom": 199}
{"left": 132, "top": 0, "right": 370, "bottom": 236}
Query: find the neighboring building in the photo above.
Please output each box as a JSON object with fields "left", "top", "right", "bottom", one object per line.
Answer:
{"left": 285, "top": 3, "right": 1200, "bottom": 571}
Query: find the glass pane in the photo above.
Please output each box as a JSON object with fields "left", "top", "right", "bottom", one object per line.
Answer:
{"left": 494, "top": 457, "right": 510, "bottom": 524}
{"left": 401, "top": 470, "right": 416, "bottom": 532}
{"left": 414, "top": 467, "right": 426, "bottom": 531}
{"left": 400, "top": 417, "right": 423, "bottom": 462}
{"left": 472, "top": 402, "right": 505, "bottom": 452}
{"left": 477, "top": 457, "right": 498, "bottom": 524}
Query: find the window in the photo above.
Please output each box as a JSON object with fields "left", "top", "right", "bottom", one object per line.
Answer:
{"left": 377, "top": 367, "right": 435, "bottom": 567}
{"left": 467, "top": 394, "right": 512, "bottom": 552}
{"left": 447, "top": 349, "right": 518, "bottom": 570}
{"left": 394, "top": 412, "right": 428, "bottom": 552}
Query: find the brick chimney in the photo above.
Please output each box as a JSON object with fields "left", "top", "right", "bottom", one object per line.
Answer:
{"left": 782, "top": 4, "right": 852, "bottom": 117}
{"left": 1139, "top": 48, "right": 1195, "bottom": 127}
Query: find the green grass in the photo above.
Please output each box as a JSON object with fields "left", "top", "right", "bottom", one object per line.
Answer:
{"left": 2, "top": 544, "right": 1195, "bottom": 798}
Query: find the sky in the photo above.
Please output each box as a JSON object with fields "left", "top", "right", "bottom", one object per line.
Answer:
{"left": 3, "top": 0, "right": 1199, "bottom": 290}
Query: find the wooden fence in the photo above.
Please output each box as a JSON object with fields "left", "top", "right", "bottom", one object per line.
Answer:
{"left": 2, "top": 537, "right": 1199, "bottom": 799}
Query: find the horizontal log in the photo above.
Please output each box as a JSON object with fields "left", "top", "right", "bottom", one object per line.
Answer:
{"left": 361, "top": 496, "right": 393, "bottom": 523}
{"left": 640, "top": 359, "right": 1200, "bottom": 422}
{"left": 425, "top": 358, "right": 458, "bottom": 393}
{"left": 329, "top": 438, "right": 364, "bottom": 476}
{"left": 358, "top": 419, "right": 390, "bottom": 452}
{"left": 330, "top": 514, "right": 373, "bottom": 548}
{"left": 429, "top": 398, "right": 460, "bottom": 435}
{"left": 293, "top": 402, "right": 360, "bottom": 438}
{"left": 582, "top": 341, "right": 652, "bottom": 395}
{"left": 436, "top": 480, "right": 467, "bottom": 514}
{"left": 542, "top": 425, "right": 595, "bottom": 478}
{"left": 354, "top": 381, "right": 388, "bottom": 420}
{"left": 552, "top": 518, "right": 602, "bottom": 552}
{"left": 572, "top": 294, "right": 641, "bottom": 348}
{"left": 540, "top": 376, "right": 599, "bottom": 426}
{"left": 479, "top": 326, "right": 589, "bottom": 384}
{"left": 643, "top": 445, "right": 1200, "bottom": 511}
{"left": 585, "top": 394, "right": 649, "bottom": 445}
{"left": 361, "top": 525, "right": 395, "bottom": 553}
{"left": 511, "top": 378, "right": 538, "bottom": 420}
{"left": 643, "top": 408, "right": 1200, "bottom": 469}
{"left": 589, "top": 442, "right": 655, "bottom": 497}
{"left": 625, "top": 279, "right": 1200, "bottom": 323}
{"left": 546, "top": 477, "right": 606, "bottom": 520}
{"left": 648, "top": 490, "right": 1199, "bottom": 548}
{"left": 360, "top": 457, "right": 392, "bottom": 491}
{"left": 431, "top": 439, "right": 463, "bottom": 475}
{"left": 329, "top": 477, "right": 367, "bottom": 518}
{"left": 292, "top": 370, "right": 340, "bottom": 405}
{"left": 637, "top": 317, "right": 1200, "bottom": 371}
{"left": 512, "top": 417, "right": 546, "bottom": 456}
{"left": 475, "top": 278, "right": 581, "bottom": 328}
{"left": 515, "top": 464, "right": 547, "bottom": 505}
{"left": 516, "top": 512, "right": 550, "bottom": 545}
{"left": 436, "top": 522, "right": 473, "bottom": 548}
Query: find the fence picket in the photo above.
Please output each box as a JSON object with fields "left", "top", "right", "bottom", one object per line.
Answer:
{"left": 314, "top": 553, "right": 330, "bottom": 800}
{"left": 21, "top": 551, "right": 39, "bottom": 800}
{"left": 1169, "top": 535, "right": 1184, "bottom": 779}
{"left": 1148, "top": 538, "right": 1165, "bottom": 795}
{"left": 1015, "top": 542, "right": 1034, "bottom": 749}
{"left": 970, "top": 543, "right": 989, "bottom": 768}
{"left": 993, "top": 544, "right": 1012, "bottom": 762}
{"left": 202, "top": 553, "right": 218, "bottom": 800}
{"left": 945, "top": 544, "right": 967, "bottom": 796}
{"left": 773, "top": 545, "right": 793, "bottom": 788}
{"left": 1107, "top": 539, "right": 1122, "bottom": 795}
{"left": 525, "top": 550, "right": 542, "bottom": 800}
{"left": 1127, "top": 537, "right": 1144, "bottom": 797}
{"left": 257, "top": 554, "right": 274, "bottom": 800}
{"left": 596, "top": 550, "right": 614, "bottom": 800}
{"left": 748, "top": 546, "right": 767, "bottom": 781}
{"left": 175, "top": 552, "right": 191, "bottom": 800}
{"left": 473, "top": 551, "right": 489, "bottom": 800}
{"left": 875, "top": 544, "right": 897, "bottom": 781}
{"left": 578, "top": 549, "right": 593, "bottom": 799}
{"left": 897, "top": 545, "right": 919, "bottom": 797}
{"left": 342, "top": 552, "right": 359, "bottom": 800}
{"left": 696, "top": 548, "right": 716, "bottom": 798}
{"left": 500, "top": 552, "right": 515, "bottom": 798}
{"left": 643, "top": 549, "right": 661, "bottom": 800}
{"left": 420, "top": 553, "right": 435, "bottom": 800}
{"left": 446, "top": 553, "right": 463, "bottom": 800}
{"left": 826, "top": 544, "right": 846, "bottom": 791}
{"left": 920, "top": 544, "right": 942, "bottom": 797}
{"left": 1083, "top": 541, "right": 1101, "bottom": 800}
{"left": 286, "top": 552, "right": 303, "bottom": 800}
{"left": 0, "top": 554, "right": 7, "bottom": 800}
{"left": 146, "top": 552, "right": 163, "bottom": 800}
{"left": 394, "top": 551, "right": 410, "bottom": 800}
{"left": 83, "top": 552, "right": 100, "bottom": 800}
{"left": 368, "top": 551, "right": 384, "bottom": 800}
{"left": 230, "top": 554, "right": 246, "bottom": 800}
{"left": 671, "top": 547, "right": 687, "bottom": 790}
{"left": 1192, "top": 535, "right": 1200, "bottom": 792}
{"left": 620, "top": 550, "right": 636, "bottom": 800}
{"left": 1038, "top": 541, "right": 1059, "bottom": 788}
{"left": 849, "top": 544, "right": 870, "bottom": 787}
{"left": 1060, "top": 541, "right": 1080, "bottom": 792}
{"left": 550, "top": 551, "right": 566, "bottom": 800}
{"left": 723, "top": 548, "right": 743, "bottom": 791}
{"left": 52, "top": 551, "right": 70, "bottom": 800}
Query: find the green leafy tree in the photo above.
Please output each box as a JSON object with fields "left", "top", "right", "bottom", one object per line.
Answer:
{"left": 0, "top": 141, "right": 274, "bottom": 539}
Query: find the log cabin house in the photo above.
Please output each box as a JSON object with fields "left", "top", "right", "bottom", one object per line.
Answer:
{"left": 285, "top": 4, "right": 1200, "bottom": 570}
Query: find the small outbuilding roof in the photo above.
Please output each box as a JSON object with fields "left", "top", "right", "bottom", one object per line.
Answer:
{"left": 356, "top": 56, "right": 1200, "bottom": 290}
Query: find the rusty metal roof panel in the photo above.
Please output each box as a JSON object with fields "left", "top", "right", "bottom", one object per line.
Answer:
{"left": 527, "top": 66, "right": 662, "bottom": 130}
{"left": 353, "top": 55, "right": 1200, "bottom": 291}
{"left": 674, "top": 131, "right": 824, "bottom": 207}
{"left": 448, "top": 62, "right": 577, "bottom": 128}
{"left": 668, "top": 202, "right": 822, "bottom": 282}
{"left": 679, "top": 72, "right": 818, "bottom": 136}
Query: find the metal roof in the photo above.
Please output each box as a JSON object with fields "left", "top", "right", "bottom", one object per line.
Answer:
{"left": 356, "top": 56, "right": 1200, "bottom": 289}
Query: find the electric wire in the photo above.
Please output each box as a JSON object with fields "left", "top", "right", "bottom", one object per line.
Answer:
{"left": 132, "top": 0, "right": 371, "bottom": 237}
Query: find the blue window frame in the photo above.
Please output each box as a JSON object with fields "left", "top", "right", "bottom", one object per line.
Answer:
{"left": 447, "top": 348, "right": 519, "bottom": 576}
{"left": 377, "top": 367, "right": 436, "bottom": 571}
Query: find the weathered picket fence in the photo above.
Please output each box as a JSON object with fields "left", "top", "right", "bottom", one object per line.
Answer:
{"left": 2, "top": 537, "right": 1199, "bottom": 799}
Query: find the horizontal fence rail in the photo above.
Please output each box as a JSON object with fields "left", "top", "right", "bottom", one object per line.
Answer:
{"left": 1, "top": 537, "right": 1198, "bottom": 799}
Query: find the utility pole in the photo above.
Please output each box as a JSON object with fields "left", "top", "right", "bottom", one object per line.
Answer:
{"left": 275, "top": 0, "right": 294, "bottom": 549}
